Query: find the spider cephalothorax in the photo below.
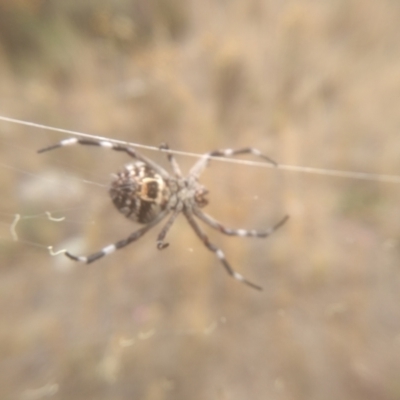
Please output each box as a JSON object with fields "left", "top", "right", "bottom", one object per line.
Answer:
{"left": 38, "top": 138, "right": 288, "bottom": 290}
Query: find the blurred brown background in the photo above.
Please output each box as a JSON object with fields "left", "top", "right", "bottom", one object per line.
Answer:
{"left": 1, "top": 1, "right": 400, "bottom": 399}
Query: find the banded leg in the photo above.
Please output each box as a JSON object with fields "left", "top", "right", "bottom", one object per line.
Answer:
{"left": 184, "top": 210, "right": 262, "bottom": 291}
{"left": 159, "top": 143, "right": 182, "bottom": 178}
{"left": 193, "top": 208, "right": 289, "bottom": 238}
{"left": 156, "top": 208, "right": 181, "bottom": 249}
{"left": 38, "top": 138, "right": 170, "bottom": 179}
{"left": 66, "top": 210, "right": 169, "bottom": 263}
{"left": 189, "top": 147, "right": 278, "bottom": 179}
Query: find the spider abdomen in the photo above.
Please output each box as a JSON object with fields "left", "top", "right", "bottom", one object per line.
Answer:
{"left": 109, "top": 162, "right": 170, "bottom": 224}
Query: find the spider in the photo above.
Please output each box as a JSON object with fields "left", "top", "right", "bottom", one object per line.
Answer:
{"left": 38, "top": 138, "right": 288, "bottom": 290}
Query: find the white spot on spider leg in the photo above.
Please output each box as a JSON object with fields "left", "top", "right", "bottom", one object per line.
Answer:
{"left": 223, "top": 149, "right": 233, "bottom": 155}
{"left": 100, "top": 141, "right": 113, "bottom": 148}
{"left": 216, "top": 249, "right": 225, "bottom": 259}
{"left": 66, "top": 252, "right": 88, "bottom": 262}
{"left": 233, "top": 272, "right": 245, "bottom": 282}
{"left": 102, "top": 244, "right": 116, "bottom": 255}
{"left": 236, "top": 229, "right": 263, "bottom": 237}
{"left": 61, "top": 138, "right": 78, "bottom": 146}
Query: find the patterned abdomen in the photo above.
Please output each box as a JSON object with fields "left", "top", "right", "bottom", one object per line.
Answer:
{"left": 109, "top": 162, "right": 170, "bottom": 224}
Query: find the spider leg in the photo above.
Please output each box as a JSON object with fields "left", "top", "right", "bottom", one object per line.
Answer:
{"left": 156, "top": 208, "right": 181, "bottom": 249}
{"left": 159, "top": 143, "right": 182, "bottom": 178}
{"left": 66, "top": 210, "right": 169, "bottom": 263}
{"left": 193, "top": 208, "right": 289, "bottom": 238}
{"left": 184, "top": 210, "right": 263, "bottom": 291}
{"left": 38, "top": 138, "right": 170, "bottom": 179}
{"left": 189, "top": 147, "right": 278, "bottom": 179}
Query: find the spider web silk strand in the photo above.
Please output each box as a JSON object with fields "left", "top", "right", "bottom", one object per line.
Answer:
{"left": 1, "top": 114, "right": 400, "bottom": 184}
